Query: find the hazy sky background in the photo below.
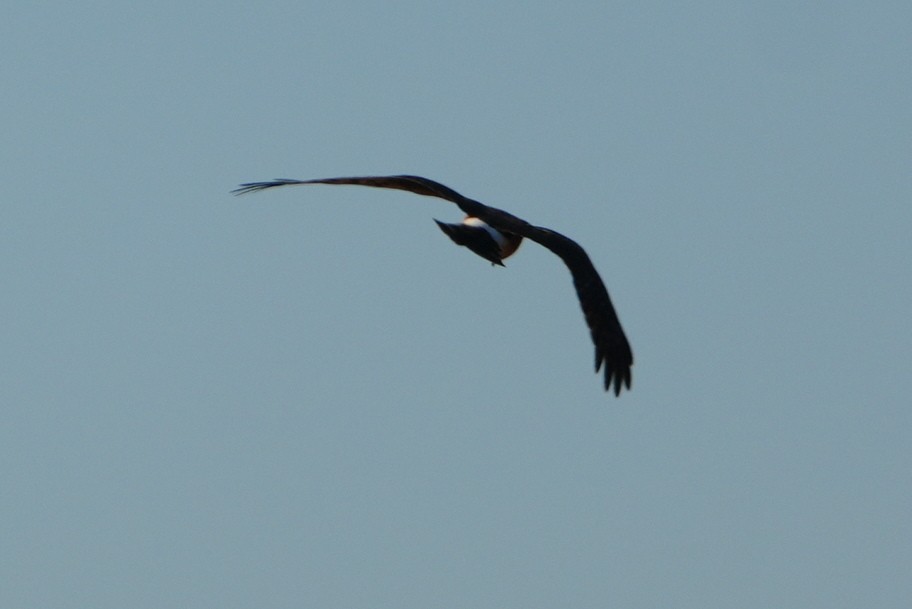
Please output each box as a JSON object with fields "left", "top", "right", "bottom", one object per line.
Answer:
{"left": 3, "top": 1, "right": 910, "bottom": 607}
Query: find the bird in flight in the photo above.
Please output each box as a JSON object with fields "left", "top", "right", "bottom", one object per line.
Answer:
{"left": 232, "top": 175, "right": 633, "bottom": 396}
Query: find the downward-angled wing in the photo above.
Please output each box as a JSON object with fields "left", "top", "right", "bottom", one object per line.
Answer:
{"left": 232, "top": 175, "right": 633, "bottom": 395}
{"left": 515, "top": 226, "right": 633, "bottom": 395}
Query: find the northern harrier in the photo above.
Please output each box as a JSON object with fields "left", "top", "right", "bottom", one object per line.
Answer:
{"left": 232, "top": 175, "right": 633, "bottom": 395}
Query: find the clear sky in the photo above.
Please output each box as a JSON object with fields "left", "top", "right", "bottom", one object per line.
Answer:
{"left": 3, "top": 1, "right": 910, "bottom": 607}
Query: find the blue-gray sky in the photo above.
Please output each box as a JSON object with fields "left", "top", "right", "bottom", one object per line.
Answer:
{"left": 3, "top": 1, "right": 910, "bottom": 607}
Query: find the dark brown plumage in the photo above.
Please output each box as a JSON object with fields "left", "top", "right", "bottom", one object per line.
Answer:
{"left": 232, "top": 175, "right": 633, "bottom": 396}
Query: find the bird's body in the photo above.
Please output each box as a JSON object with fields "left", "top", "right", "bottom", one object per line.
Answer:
{"left": 435, "top": 217, "right": 523, "bottom": 266}
{"left": 233, "top": 175, "right": 633, "bottom": 396}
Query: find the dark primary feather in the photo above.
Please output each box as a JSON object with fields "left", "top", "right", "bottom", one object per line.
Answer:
{"left": 233, "top": 175, "right": 633, "bottom": 395}
{"left": 523, "top": 227, "right": 632, "bottom": 395}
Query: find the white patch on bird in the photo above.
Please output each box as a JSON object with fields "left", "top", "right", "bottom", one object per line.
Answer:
{"left": 463, "top": 216, "right": 507, "bottom": 248}
{"left": 462, "top": 216, "right": 522, "bottom": 259}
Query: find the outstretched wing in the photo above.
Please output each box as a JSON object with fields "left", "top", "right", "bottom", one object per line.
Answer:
{"left": 512, "top": 226, "right": 633, "bottom": 396}
{"left": 233, "top": 175, "right": 633, "bottom": 395}
{"left": 233, "top": 175, "right": 489, "bottom": 218}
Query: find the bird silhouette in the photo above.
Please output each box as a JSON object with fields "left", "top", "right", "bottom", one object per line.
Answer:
{"left": 233, "top": 175, "right": 633, "bottom": 395}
